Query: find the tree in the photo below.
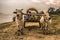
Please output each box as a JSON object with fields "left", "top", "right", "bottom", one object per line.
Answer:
{"left": 48, "top": 7, "right": 55, "bottom": 14}
{"left": 55, "top": 7, "right": 60, "bottom": 14}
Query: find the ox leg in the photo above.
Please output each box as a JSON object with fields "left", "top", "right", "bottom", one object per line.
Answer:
{"left": 42, "top": 23, "right": 47, "bottom": 34}
{"left": 20, "top": 21, "right": 25, "bottom": 35}
{"left": 45, "top": 22, "right": 49, "bottom": 31}
{"left": 16, "top": 21, "right": 24, "bottom": 36}
{"left": 43, "top": 22, "right": 49, "bottom": 34}
{"left": 15, "top": 25, "right": 21, "bottom": 36}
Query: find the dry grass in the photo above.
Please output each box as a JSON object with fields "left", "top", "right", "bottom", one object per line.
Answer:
{"left": 0, "top": 14, "right": 60, "bottom": 40}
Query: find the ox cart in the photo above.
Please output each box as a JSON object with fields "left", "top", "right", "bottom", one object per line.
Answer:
{"left": 23, "top": 13, "right": 41, "bottom": 28}
{"left": 13, "top": 8, "right": 56, "bottom": 35}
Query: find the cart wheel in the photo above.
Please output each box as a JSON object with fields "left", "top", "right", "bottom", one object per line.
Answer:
{"left": 24, "top": 21, "right": 25, "bottom": 28}
{"left": 26, "top": 8, "right": 38, "bottom": 14}
{"left": 39, "top": 22, "right": 41, "bottom": 28}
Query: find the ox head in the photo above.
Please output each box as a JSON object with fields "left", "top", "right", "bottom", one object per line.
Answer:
{"left": 13, "top": 9, "right": 23, "bottom": 14}
{"left": 43, "top": 11, "right": 51, "bottom": 21}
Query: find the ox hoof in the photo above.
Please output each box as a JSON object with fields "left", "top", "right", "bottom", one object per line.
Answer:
{"left": 15, "top": 30, "right": 24, "bottom": 36}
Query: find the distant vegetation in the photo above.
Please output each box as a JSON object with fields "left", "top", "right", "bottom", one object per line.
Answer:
{"left": 48, "top": 7, "right": 60, "bottom": 15}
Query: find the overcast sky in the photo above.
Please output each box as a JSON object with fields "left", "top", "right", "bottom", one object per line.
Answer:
{"left": 0, "top": 0, "right": 60, "bottom": 23}
{"left": 0, "top": 0, "right": 60, "bottom": 14}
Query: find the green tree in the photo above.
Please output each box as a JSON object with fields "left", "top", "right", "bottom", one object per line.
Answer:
{"left": 55, "top": 7, "right": 60, "bottom": 14}
{"left": 48, "top": 7, "right": 55, "bottom": 14}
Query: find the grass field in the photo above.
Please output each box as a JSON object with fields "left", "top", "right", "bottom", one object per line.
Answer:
{"left": 0, "top": 14, "right": 60, "bottom": 40}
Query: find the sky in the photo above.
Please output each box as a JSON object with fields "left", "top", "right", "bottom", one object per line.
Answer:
{"left": 0, "top": 0, "right": 60, "bottom": 14}
{"left": 0, "top": 0, "right": 60, "bottom": 23}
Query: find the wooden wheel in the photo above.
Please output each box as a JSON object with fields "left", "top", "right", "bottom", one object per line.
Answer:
{"left": 26, "top": 8, "right": 38, "bottom": 14}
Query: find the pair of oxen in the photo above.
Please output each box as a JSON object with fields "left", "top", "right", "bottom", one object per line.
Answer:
{"left": 13, "top": 8, "right": 52, "bottom": 35}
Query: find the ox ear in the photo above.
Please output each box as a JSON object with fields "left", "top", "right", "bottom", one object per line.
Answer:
{"left": 43, "top": 11, "right": 50, "bottom": 17}
{"left": 13, "top": 12, "right": 17, "bottom": 14}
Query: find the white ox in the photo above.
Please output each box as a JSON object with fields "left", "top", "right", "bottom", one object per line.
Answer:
{"left": 40, "top": 11, "right": 52, "bottom": 30}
